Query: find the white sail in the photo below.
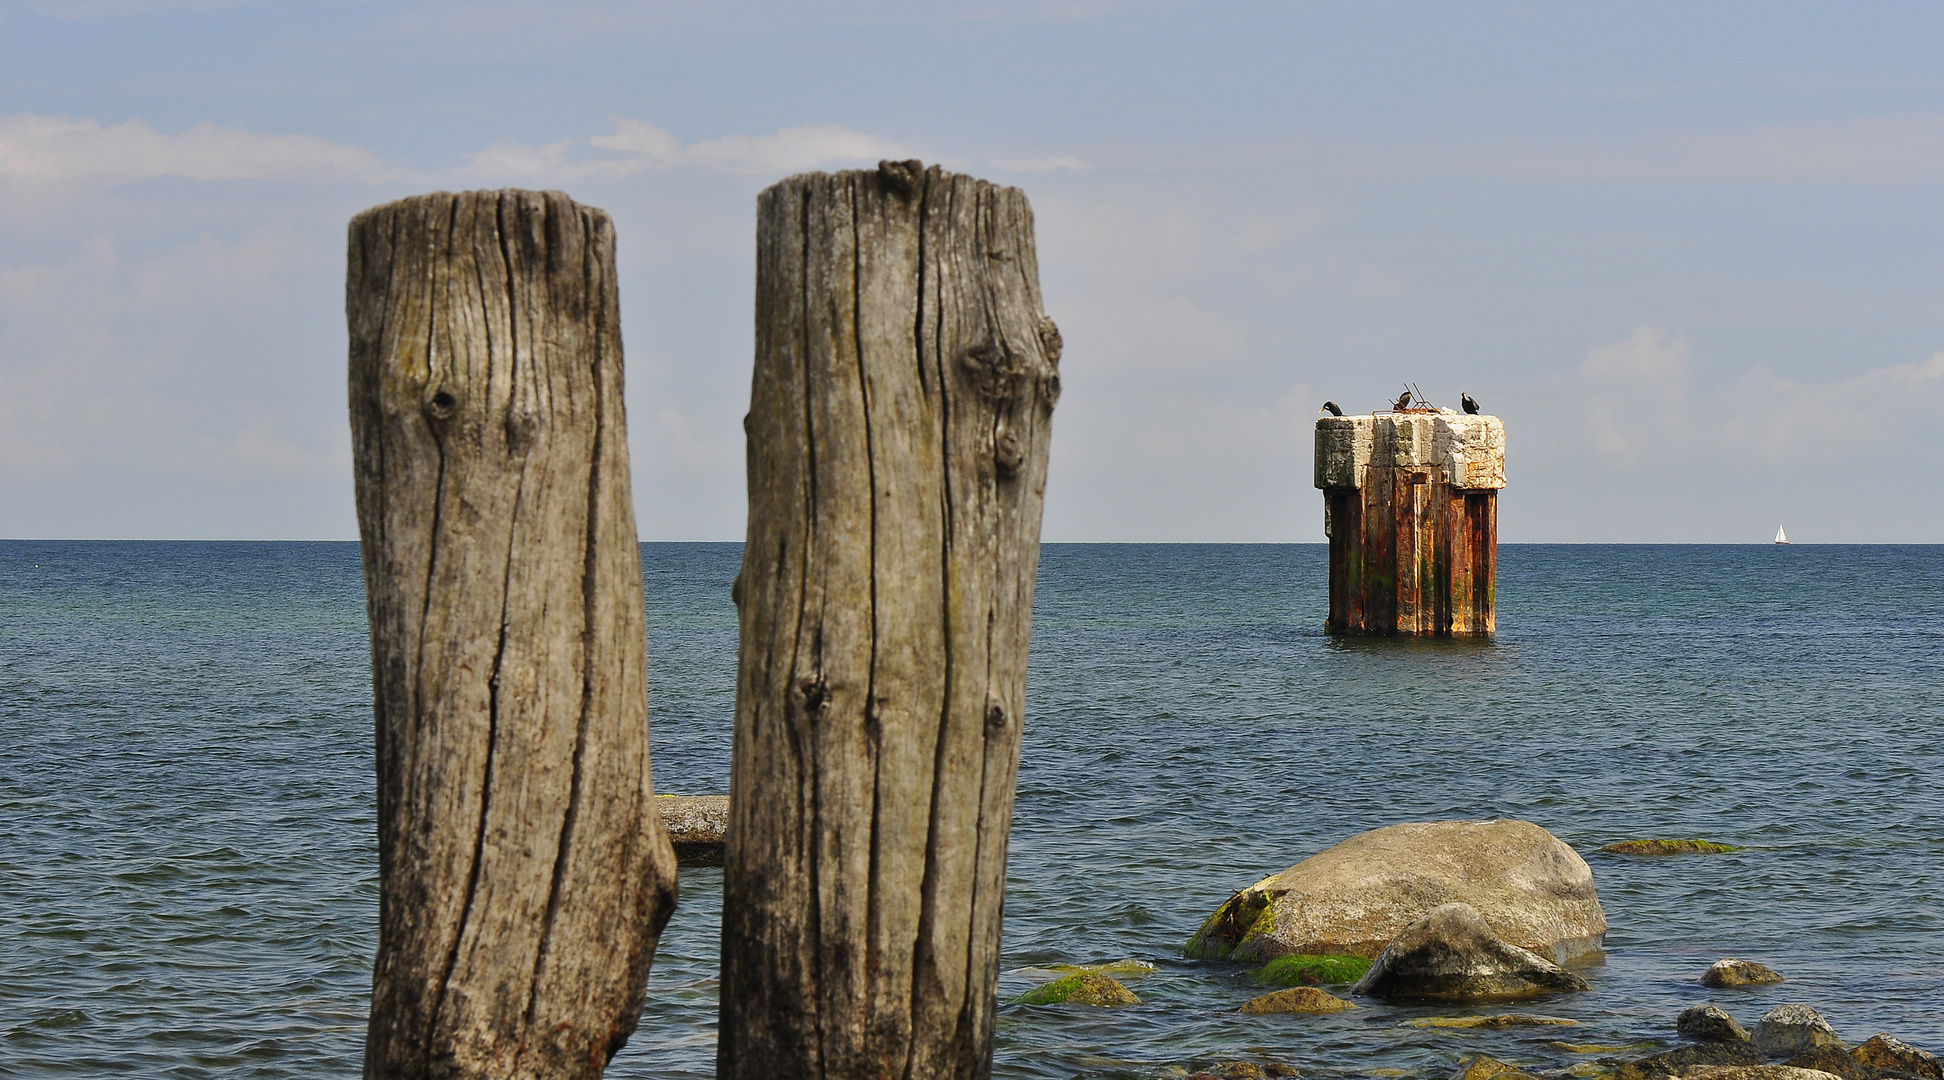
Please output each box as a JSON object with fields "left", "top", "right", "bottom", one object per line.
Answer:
{"left": 1774, "top": 525, "right": 1789, "bottom": 544}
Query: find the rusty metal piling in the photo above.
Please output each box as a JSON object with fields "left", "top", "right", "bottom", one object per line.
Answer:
{"left": 1315, "top": 410, "right": 1504, "bottom": 636}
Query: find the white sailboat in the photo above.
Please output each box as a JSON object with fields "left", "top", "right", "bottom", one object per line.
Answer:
{"left": 1774, "top": 525, "right": 1790, "bottom": 545}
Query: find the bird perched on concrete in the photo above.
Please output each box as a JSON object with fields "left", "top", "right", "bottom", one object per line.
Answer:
{"left": 1321, "top": 401, "right": 1343, "bottom": 416}
{"left": 1461, "top": 392, "right": 1480, "bottom": 415}
{"left": 1393, "top": 388, "right": 1413, "bottom": 412}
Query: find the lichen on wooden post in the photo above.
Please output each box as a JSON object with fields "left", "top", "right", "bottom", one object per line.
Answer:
{"left": 719, "top": 160, "right": 1060, "bottom": 1080}
{"left": 1316, "top": 411, "right": 1502, "bottom": 636}
{"left": 347, "top": 189, "right": 678, "bottom": 1079}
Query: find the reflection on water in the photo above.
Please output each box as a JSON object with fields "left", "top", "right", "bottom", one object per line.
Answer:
{"left": 3, "top": 542, "right": 1941, "bottom": 1078}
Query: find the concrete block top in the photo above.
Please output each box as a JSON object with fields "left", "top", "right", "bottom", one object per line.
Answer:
{"left": 1315, "top": 411, "right": 1505, "bottom": 491}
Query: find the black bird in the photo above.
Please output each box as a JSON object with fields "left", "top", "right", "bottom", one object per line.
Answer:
{"left": 1461, "top": 392, "right": 1480, "bottom": 415}
{"left": 1321, "top": 401, "right": 1343, "bottom": 417}
{"left": 1392, "top": 388, "right": 1413, "bottom": 412}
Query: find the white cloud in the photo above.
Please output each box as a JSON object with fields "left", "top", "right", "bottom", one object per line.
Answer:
{"left": 468, "top": 119, "right": 912, "bottom": 180}
{"left": 992, "top": 155, "right": 1090, "bottom": 173}
{"left": 1722, "top": 350, "right": 1944, "bottom": 463}
{"left": 1033, "top": 196, "right": 1246, "bottom": 377}
{"left": 1575, "top": 326, "right": 1692, "bottom": 460}
{"left": 0, "top": 114, "right": 383, "bottom": 187}
{"left": 225, "top": 427, "right": 336, "bottom": 475}
{"left": 1557, "top": 326, "right": 1944, "bottom": 477}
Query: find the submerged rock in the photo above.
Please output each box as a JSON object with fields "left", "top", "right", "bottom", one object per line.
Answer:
{"left": 1703, "top": 959, "right": 1785, "bottom": 988}
{"left": 1755, "top": 1006, "right": 1843, "bottom": 1058}
{"left": 1253, "top": 954, "right": 1373, "bottom": 987}
{"left": 1852, "top": 1035, "right": 1942, "bottom": 1080}
{"left": 1185, "top": 819, "right": 1607, "bottom": 965}
{"left": 1680, "top": 1005, "right": 1753, "bottom": 1043}
{"left": 1452, "top": 1054, "right": 1541, "bottom": 1080}
{"left": 1351, "top": 903, "right": 1590, "bottom": 1003}
{"left": 1240, "top": 987, "right": 1355, "bottom": 1015}
{"left": 1186, "top": 1063, "right": 1297, "bottom": 1080}
{"left": 1014, "top": 971, "right": 1138, "bottom": 1006}
{"left": 1602, "top": 840, "right": 1742, "bottom": 855}
{"left": 1611, "top": 1042, "right": 1767, "bottom": 1080}
{"left": 1405, "top": 1015, "right": 1578, "bottom": 1029}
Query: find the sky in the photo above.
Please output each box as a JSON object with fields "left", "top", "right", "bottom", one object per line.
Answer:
{"left": 3, "top": 1, "right": 1941, "bottom": 543}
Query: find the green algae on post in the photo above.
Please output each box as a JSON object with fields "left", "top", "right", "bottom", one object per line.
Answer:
{"left": 1600, "top": 839, "right": 1742, "bottom": 855}
{"left": 1252, "top": 954, "right": 1373, "bottom": 987}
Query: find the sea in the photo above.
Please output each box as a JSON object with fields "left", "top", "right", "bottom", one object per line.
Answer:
{"left": 3, "top": 541, "right": 1941, "bottom": 1079}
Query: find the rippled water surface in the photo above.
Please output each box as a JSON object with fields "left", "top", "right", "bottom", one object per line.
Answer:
{"left": 4, "top": 542, "right": 1941, "bottom": 1078}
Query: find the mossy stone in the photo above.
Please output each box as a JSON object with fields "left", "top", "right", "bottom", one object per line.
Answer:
{"left": 1185, "top": 883, "right": 1277, "bottom": 960}
{"left": 1253, "top": 953, "right": 1373, "bottom": 987}
{"left": 1601, "top": 839, "right": 1742, "bottom": 855}
{"left": 1014, "top": 971, "right": 1139, "bottom": 1007}
{"left": 1240, "top": 986, "right": 1355, "bottom": 1015}
{"left": 1452, "top": 1054, "right": 1541, "bottom": 1080}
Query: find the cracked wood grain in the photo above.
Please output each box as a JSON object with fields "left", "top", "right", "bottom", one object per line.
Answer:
{"left": 720, "top": 161, "right": 1060, "bottom": 1080}
{"left": 347, "top": 189, "right": 678, "bottom": 1080}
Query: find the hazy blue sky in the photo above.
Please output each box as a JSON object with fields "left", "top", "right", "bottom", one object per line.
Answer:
{"left": 3, "top": 1, "right": 1940, "bottom": 541}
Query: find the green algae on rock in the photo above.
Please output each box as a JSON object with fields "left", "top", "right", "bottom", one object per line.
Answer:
{"left": 1252, "top": 954, "right": 1373, "bottom": 986}
{"left": 1029, "top": 960, "right": 1156, "bottom": 979}
{"left": 1601, "top": 839, "right": 1742, "bottom": 855}
{"left": 1240, "top": 986, "right": 1356, "bottom": 1015}
{"left": 1014, "top": 971, "right": 1139, "bottom": 1006}
{"left": 1452, "top": 1053, "right": 1542, "bottom": 1080}
{"left": 1185, "top": 879, "right": 1280, "bottom": 960}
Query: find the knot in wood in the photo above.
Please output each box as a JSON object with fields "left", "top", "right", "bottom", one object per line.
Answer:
{"left": 985, "top": 702, "right": 1008, "bottom": 732}
{"left": 424, "top": 387, "right": 459, "bottom": 421}
{"left": 795, "top": 674, "right": 829, "bottom": 717}
{"left": 994, "top": 430, "right": 1024, "bottom": 476}
{"left": 958, "top": 341, "right": 1025, "bottom": 403}
{"left": 1037, "top": 317, "right": 1062, "bottom": 365}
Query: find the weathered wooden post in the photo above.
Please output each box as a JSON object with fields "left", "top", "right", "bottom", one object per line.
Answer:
{"left": 718, "top": 160, "right": 1060, "bottom": 1080}
{"left": 1315, "top": 409, "right": 1503, "bottom": 635}
{"left": 347, "top": 190, "right": 678, "bottom": 1080}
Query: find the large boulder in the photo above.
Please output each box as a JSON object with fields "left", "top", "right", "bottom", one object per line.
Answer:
{"left": 1185, "top": 820, "right": 1606, "bottom": 965}
{"left": 1755, "top": 1006, "right": 1843, "bottom": 1058}
{"left": 1350, "top": 902, "right": 1590, "bottom": 1002}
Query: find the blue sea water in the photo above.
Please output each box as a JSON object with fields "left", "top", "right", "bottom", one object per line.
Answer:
{"left": 3, "top": 541, "right": 1941, "bottom": 1078}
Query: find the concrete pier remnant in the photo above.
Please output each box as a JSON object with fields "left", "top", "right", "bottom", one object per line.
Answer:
{"left": 1315, "top": 410, "right": 1504, "bottom": 636}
